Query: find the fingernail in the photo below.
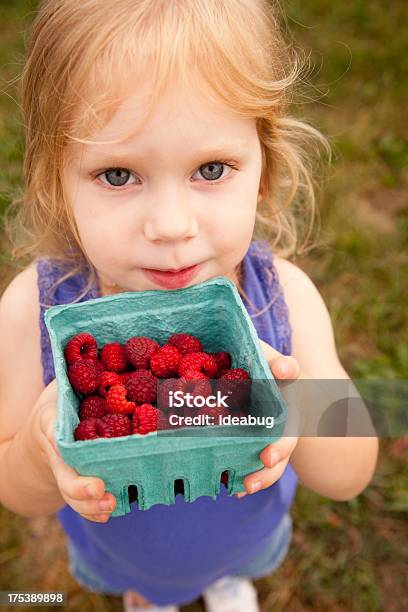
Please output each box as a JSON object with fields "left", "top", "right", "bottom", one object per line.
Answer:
{"left": 280, "top": 359, "right": 288, "bottom": 377}
{"left": 270, "top": 451, "right": 280, "bottom": 465}
{"left": 98, "top": 499, "right": 113, "bottom": 511}
{"left": 236, "top": 492, "right": 247, "bottom": 499}
{"left": 250, "top": 481, "right": 262, "bottom": 493}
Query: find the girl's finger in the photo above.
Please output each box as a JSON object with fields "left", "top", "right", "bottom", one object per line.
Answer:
{"left": 235, "top": 437, "right": 298, "bottom": 498}
{"left": 258, "top": 339, "right": 284, "bottom": 363}
{"left": 66, "top": 492, "right": 116, "bottom": 517}
{"left": 79, "top": 512, "right": 112, "bottom": 523}
{"left": 63, "top": 474, "right": 116, "bottom": 520}
{"left": 35, "top": 386, "right": 116, "bottom": 520}
{"left": 269, "top": 355, "right": 301, "bottom": 381}
{"left": 49, "top": 449, "right": 106, "bottom": 501}
{"left": 242, "top": 460, "right": 289, "bottom": 494}
{"left": 258, "top": 339, "right": 303, "bottom": 385}
{"left": 259, "top": 436, "right": 298, "bottom": 469}
{"left": 50, "top": 453, "right": 118, "bottom": 517}
{"left": 41, "top": 409, "right": 106, "bottom": 502}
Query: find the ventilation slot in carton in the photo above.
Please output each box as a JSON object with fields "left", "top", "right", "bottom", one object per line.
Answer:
{"left": 128, "top": 484, "right": 139, "bottom": 505}
{"left": 174, "top": 479, "right": 185, "bottom": 497}
{"left": 220, "top": 470, "right": 229, "bottom": 488}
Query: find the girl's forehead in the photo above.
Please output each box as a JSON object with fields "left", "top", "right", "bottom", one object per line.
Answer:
{"left": 72, "top": 74, "right": 257, "bottom": 153}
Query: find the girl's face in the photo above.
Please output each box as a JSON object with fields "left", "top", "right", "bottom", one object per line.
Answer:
{"left": 63, "top": 75, "right": 263, "bottom": 295}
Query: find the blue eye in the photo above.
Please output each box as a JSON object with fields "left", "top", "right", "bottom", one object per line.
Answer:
{"left": 195, "top": 162, "right": 226, "bottom": 181}
{"left": 95, "top": 160, "right": 238, "bottom": 190}
{"left": 100, "top": 168, "right": 136, "bottom": 187}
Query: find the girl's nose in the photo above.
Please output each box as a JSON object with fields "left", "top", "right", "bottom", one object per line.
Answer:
{"left": 143, "top": 192, "right": 199, "bottom": 243}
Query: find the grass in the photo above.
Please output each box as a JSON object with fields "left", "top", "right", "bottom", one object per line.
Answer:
{"left": 0, "top": 0, "right": 407, "bottom": 610}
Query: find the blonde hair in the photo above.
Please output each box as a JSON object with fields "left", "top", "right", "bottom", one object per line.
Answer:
{"left": 3, "top": 0, "right": 331, "bottom": 310}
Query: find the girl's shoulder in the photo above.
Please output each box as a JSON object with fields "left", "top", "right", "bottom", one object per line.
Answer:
{"left": 0, "top": 261, "right": 45, "bottom": 441}
{"left": 0, "top": 260, "right": 40, "bottom": 328}
{"left": 272, "top": 255, "right": 348, "bottom": 378}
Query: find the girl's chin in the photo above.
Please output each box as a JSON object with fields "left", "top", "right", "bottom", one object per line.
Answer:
{"left": 97, "top": 264, "right": 239, "bottom": 296}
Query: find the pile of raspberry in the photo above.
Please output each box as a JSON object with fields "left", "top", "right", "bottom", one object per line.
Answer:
{"left": 64, "top": 332, "right": 251, "bottom": 441}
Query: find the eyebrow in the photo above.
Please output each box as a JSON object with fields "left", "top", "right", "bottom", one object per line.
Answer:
{"left": 83, "top": 141, "right": 248, "bottom": 166}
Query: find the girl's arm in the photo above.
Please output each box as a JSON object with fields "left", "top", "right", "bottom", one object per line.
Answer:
{"left": 0, "top": 400, "right": 65, "bottom": 517}
{"left": 290, "top": 436, "right": 379, "bottom": 501}
{"left": 239, "top": 258, "right": 378, "bottom": 500}
{"left": 0, "top": 266, "right": 115, "bottom": 521}
{"left": 0, "top": 266, "right": 65, "bottom": 516}
{"left": 275, "top": 257, "right": 378, "bottom": 500}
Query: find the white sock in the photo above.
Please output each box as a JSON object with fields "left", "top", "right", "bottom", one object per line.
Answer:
{"left": 202, "top": 575, "right": 260, "bottom": 612}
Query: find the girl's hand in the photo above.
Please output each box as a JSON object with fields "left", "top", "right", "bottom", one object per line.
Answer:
{"left": 34, "top": 380, "right": 116, "bottom": 522}
{"left": 235, "top": 340, "right": 302, "bottom": 499}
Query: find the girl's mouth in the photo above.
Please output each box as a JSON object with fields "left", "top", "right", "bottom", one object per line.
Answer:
{"left": 142, "top": 264, "right": 201, "bottom": 289}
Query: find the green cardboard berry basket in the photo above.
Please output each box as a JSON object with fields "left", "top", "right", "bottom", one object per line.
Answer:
{"left": 44, "top": 276, "right": 287, "bottom": 516}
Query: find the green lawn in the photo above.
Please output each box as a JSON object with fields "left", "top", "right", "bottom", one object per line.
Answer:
{"left": 0, "top": 1, "right": 407, "bottom": 610}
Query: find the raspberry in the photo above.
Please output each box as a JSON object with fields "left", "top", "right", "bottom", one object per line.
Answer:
{"left": 150, "top": 345, "right": 181, "bottom": 378}
{"left": 68, "top": 358, "right": 101, "bottom": 395}
{"left": 98, "top": 371, "right": 122, "bottom": 398}
{"left": 216, "top": 368, "right": 251, "bottom": 410}
{"left": 220, "top": 367, "right": 250, "bottom": 380}
{"left": 94, "top": 419, "right": 112, "bottom": 438}
{"left": 126, "top": 372, "right": 157, "bottom": 405}
{"left": 154, "top": 395, "right": 183, "bottom": 428}
{"left": 74, "top": 417, "right": 99, "bottom": 441}
{"left": 125, "top": 336, "right": 160, "bottom": 369}
{"left": 168, "top": 333, "right": 203, "bottom": 355}
{"left": 179, "top": 376, "right": 212, "bottom": 397}
{"left": 132, "top": 403, "right": 158, "bottom": 435}
{"left": 210, "top": 351, "right": 232, "bottom": 377}
{"left": 94, "top": 360, "right": 105, "bottom": 377}
{"left": 156, "top": 378, "right": 183, "bottom": 413}
{"left": 156, "top": 409, "right": 170, "bottom": 431}
{"left": 79, "top": 396, "right": 106, "bottom": 420}
{"left": 106, "top": 384, "right": 136, "bottom": 415}
{"left": 178, "top": 352, "right": 218, "bottom": 379}
{"left": 127, "top": 368, "right": 156, "bottom": 382}
{"left": 97, "top": 413, "right": 132, "bottom": 438}
{"left": 131, "top": 409, "right": 139, "bottom": 433}
{"left": 180, "top": 370, "right": 208, "bottom": 381}
{"left": 119, "top": 371, "right": 135, "bottom": 385}
{"left": 64, "top": 333, "right": 98, "bottom": 365}
{"left": 100, "top": 342, "right": 128, "bottom": 373}
{"left": 198, "top": 404, "right": 230, "bottom": 425}
{"left": 178, "top": 377, "right": 213, "bottom": 418}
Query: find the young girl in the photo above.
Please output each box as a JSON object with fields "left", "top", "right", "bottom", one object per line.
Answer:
{"left": 0, "top": 1, "right": 378, "bottom": 610}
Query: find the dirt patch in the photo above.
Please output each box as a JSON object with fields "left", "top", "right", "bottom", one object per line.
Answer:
{"left": 359, "top": 187, "right": 408, "bottom": 233}
{"left": 367, "top": 187, "right": 408, "bottom": 214}
{"left": 18, "top": 515, "right": 69, "bottom": 587}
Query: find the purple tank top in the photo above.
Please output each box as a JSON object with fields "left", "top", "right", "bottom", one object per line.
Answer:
{"left": 37, "top": 240, "right": 297, "bottom": 605}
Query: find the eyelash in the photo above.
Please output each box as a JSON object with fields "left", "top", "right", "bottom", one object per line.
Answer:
{"left": 93, "top": 160, "right": 239, "bottom": 191}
